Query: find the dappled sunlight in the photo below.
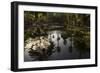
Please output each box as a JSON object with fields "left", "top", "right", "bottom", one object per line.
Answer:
{"left": 24, "top": 11, "right": 90, "bottom": 61}
{"left": 25, "top": 36, "right": 51, "bottom": 51}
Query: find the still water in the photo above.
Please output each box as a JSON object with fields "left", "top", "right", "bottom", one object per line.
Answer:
{"left": 24, "top": 30, "right": 90, "bottom": 61}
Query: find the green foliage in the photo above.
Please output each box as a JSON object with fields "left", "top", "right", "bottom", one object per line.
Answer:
{"left": 24, "top": 11, "right": 90, "bottom": 44}
{"left": 24, "top": 31, "right": 32, "bottom": 41}
{"left": 73, "top": 30, "right": 90, "bottom": 54}
{"left": 24, "top": 11, "right": 90, "bottom": 31}
{"left": 24, "top": 26, "right": 48, "bottom": 42}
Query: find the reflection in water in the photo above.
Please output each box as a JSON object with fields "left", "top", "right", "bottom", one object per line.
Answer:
{"left": 24, "top": 30, "right": 90, "bottom": 61}
{"left": 73, "top": 30, "right": 90, "bottom": 58}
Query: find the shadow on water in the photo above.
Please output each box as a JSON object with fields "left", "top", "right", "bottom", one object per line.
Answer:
{"left": 73, "top": 30, "right": 90, "bottom": 59}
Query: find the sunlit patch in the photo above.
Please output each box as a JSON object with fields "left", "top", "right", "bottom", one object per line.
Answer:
{"left": 24, "top": 11, "right": 90, "bottom": 61}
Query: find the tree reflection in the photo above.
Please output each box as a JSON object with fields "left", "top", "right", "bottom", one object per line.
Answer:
{"left": 73, "top": 30, "right": 90, "bottom": 58}
{"left": 61, "top": 33, "right": 68, "bottom": 45}
{"left": 69, "top": 34, "right": 73, "bottom": 53}
{"left": 56, "top": 34, "right": 61, "bottom": 53}
{"left": 47, "top": 41, "right": 55, "bottom": 56}
{"left": 52, "top": 35, "right": 55, "bottom": 38}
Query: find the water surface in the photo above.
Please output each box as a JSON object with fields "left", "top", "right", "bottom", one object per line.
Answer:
{"left": 24, "top": 30, "right": 90, "bottom": 61}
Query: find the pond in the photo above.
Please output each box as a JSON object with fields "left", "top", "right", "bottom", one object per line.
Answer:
{"left": 24, "top": 30, "right": 90, "bottom": 62}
